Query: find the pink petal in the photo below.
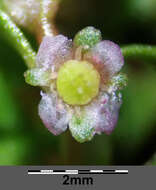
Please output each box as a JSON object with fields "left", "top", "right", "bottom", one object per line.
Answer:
{"left": 84, "top": 91, "right": 122, "bottom": 135}
{"left": 36, "top": 35, "right": 73, "bottom": 71}
{"left": 86, "top": 40, "right": 124, "bottom": 78}
{"left": 38, "top": 91, "right": 69, "bottom": 135}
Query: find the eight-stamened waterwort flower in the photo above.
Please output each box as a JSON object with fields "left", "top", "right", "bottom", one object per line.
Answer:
{"left": 25, "top": 26, "right": 127, "bottom": 143}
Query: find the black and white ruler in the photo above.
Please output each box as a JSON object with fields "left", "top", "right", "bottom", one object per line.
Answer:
{"left": 28, "top": 169, "right": 128, "bottom": 175}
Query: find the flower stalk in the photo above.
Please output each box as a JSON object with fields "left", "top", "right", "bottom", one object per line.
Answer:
{"left": 1, "top": 8, "right": 156, "bottom": 70}
{"left": 122, "top": 44, "right": 156, "bottom": 62}
{"left": 0, "top": 10, "right": 36, "bottom": 68}
{"left": 40, "top": 0, "right": 59, "bottom": 37}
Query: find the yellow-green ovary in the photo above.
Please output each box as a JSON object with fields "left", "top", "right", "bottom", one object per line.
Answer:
{"left": 57, "top": 60, "right": 100, "bottom": 105}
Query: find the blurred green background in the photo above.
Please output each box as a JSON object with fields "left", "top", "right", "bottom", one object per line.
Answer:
{"left": 0, "top": 0, "right": 156, "bottom": 165}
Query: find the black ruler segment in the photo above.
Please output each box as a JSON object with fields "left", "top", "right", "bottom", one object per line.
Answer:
{"left": 28, "top": 170, "right": 40, "bottom": 173}
{"left": 78, "top": 170, "right": 90, "bottom": 174}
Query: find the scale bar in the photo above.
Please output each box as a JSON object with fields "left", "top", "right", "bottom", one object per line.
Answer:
{"left": 28, "top": 169, "right": 128, "bottom": 175}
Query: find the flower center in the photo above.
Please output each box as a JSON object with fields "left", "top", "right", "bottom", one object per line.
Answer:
{"left": 56, "top": 60, "right": 100, "bottom": 105}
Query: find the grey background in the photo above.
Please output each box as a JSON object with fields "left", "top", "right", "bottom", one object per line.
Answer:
{"left": 0, "top": 166, "right": 155, "bottom": 190}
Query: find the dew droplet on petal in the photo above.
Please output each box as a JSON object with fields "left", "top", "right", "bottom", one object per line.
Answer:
{"left": 36, "top": 35, "right": 73, "bottom": 71}
{"left": 38, "top": 92, "right": 69, "bottom": 135}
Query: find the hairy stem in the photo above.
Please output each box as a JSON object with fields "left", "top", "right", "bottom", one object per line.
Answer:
{"left": 1, "top": 8, "right": 156, "bottom": 69}
{"left": 0, "top": 10, "right": 36, "bottom": 69}
{"left": 40, "top": 0, "right": 59, "bottom": 37}
{"left": 122, "top": 44, "right": 156, "bottom": 62}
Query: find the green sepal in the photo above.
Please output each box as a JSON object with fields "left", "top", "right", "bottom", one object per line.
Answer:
{"left": 69, "top": 115, "right": 95, "bottom": 143}
{"left": 74, "top": 26, "right": 102, "bottom": 52}
{"left": 24, "top": 68, "right": 51, "bottom": 86}
{"left": 111, "top": 73, "right": 128, "bottom": 90}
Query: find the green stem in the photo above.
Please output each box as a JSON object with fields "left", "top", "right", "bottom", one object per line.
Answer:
{"left": 121, "top": 44, "right": 156, "bottom": 62}
{"left": 40, "top": 0, "right": 59, "bottom": 37}
{"left": 1, "top": 8, "right": 156, "bottom": 68}
{"left": 0, "top": 10, "right": 36, "bottom": 69}
{"left": 40, "top": 0, "right": 53, "bottom": 37}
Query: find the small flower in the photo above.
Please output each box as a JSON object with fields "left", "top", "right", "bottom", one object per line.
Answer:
{"left": 25, "top": 26, "right": 127, "bottom": 143}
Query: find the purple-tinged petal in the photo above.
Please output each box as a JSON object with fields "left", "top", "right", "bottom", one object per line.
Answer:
{"left": 38, "top": 91, "right": 69, "bottom": 135}
{"left": 36, "top": 35, "right": 73, "bottom": 71}
{"left": 84, "top": 91, "right": 122, "bottom": 135}
{"left": 85, "top": 40, "right": 124, "bottom": 79}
